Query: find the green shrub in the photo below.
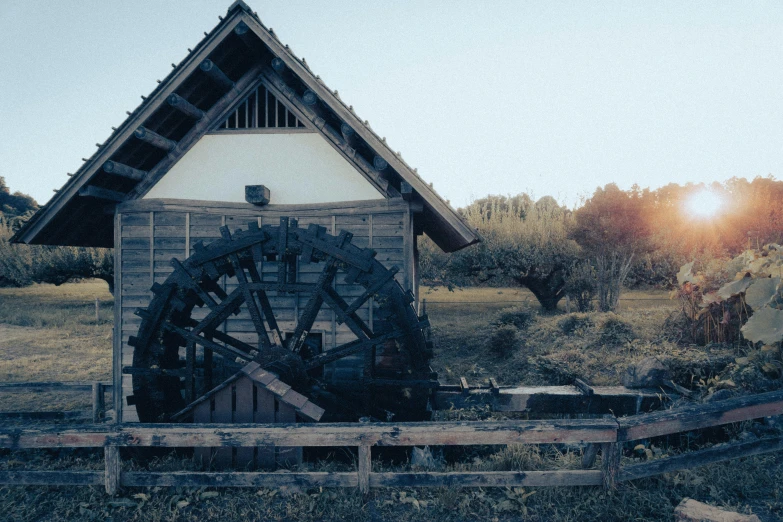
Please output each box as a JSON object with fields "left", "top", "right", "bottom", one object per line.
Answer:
{"left": 493, "top": 306, "right": 535, "bottom": 330}
{"left": 557, "top": 313, "right": 594, "bottom": 335}
{"left": 485, "top": 324, "right": 520, "bottom": 357}
{"left": 598, "top": 314, "right": 635, "bottom": 345}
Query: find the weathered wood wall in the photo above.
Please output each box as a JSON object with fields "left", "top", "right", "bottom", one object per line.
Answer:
{"left": 114, "top": 198, "right": 416, "bottom": 422}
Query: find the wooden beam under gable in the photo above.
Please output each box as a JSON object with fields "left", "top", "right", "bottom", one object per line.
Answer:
{"left": 129, "top": 62, "right": 268, "bottom": 199}
{"left": 14, "top": 13, "right": 250, "bottom": 245}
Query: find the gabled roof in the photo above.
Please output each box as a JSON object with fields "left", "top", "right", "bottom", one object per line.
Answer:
{"left": 12, "top": 1, "right": 479, "bottom": 252}
{"left": 173, "top": 361, "right": 325, "bottom": 422}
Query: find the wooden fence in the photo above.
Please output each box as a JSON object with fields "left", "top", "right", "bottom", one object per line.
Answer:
{"left": 0, "top": 389, "right": 781, "bottom": 495}
{"left": 0, "top": 381, "right": 112, "bottom": 423}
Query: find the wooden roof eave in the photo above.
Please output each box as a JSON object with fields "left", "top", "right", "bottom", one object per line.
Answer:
{"left": 237, "top": 12, "right": 480, "bottom": 253}
{"left": 11, "top": 9, "right": 250, "bottom": 246}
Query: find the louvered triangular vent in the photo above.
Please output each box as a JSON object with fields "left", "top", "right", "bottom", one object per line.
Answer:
{"left": 219, "top": 83, "right": 306, "bottom": 130}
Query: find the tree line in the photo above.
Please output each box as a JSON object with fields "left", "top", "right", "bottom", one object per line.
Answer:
{"left": 0, "top": 177, "right": 113, "bottom": 291}
{"left": 421, "top": 176, "right": 783, "bottom": 311}
{"left": 3, "top": 175, "right": 782, "bottom": 305}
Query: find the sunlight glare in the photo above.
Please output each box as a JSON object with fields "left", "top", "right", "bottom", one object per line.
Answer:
{"left": 684, "top": 189, "right": 724, "bottom": 219}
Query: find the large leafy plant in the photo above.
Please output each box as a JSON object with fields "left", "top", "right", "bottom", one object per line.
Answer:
{"left": 675, "top": 244, "right": 783, "bottom": 346}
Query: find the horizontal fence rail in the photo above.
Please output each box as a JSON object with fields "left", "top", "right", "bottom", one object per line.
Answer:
{"left": 0, "top": 390, "right": 781, "bottom": 494}
{"left": 0, "top": 381, "right": 113, "bottom": 423}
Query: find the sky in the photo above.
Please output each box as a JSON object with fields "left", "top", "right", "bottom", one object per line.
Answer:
{"left": 1, "top": 1, "right": 782, "bottom": 209}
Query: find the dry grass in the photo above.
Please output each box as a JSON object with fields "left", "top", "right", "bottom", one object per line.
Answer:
{"left": 0, "top": 280, "right": 112, "bottom": 411}
{"left": 0, "top": 282, "right": 781, "bottom": 521}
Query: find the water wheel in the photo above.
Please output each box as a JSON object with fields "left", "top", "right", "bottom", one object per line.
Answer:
{"left": 127, "top": 217, "right": 434, "bottom": 423}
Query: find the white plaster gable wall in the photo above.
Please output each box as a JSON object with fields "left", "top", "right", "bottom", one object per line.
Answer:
{"left": 143, "top": 133, "right": 384, "bottom": 203}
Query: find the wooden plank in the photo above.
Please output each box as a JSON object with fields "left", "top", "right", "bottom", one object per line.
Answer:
{"left": 193, "top": 401, "right": 212, "bottom": 467}
{"left": 358, "top": 445, "right": 371, "bottom": 495}
{"left": 153, "top": 212, "right": 187, "bottom": 226}
{"left": 255, "top": 388, "right": 276, "bottom": 468}
{"left": 105, "top": 445, "right": 121, "bottom": 495}
{"left": 617, "top": 389, "right": 783, "bottom": 442}
{"left": 0, "top": 419, "right": 618, "bottom": 449}
{"left": 370, "top": 470, "right": 603, "bottom": 488}
{"left": 434, "top": 386, "right": 667, "bottom": 417}
{"left": 122, "top": 471, "right": 357, "bottom": 488}
{"left": 118, "top": 198, "right": 409, "bottom": 217}
{"left": 234, "top": 378, "right": 255, "bottom": 469}
{"left": 0, "top": 471, "right": 103, "bottom": 486}
{"left": 121, "top": 213, "right": 150, "bottom": 226}
{"left": 0, "top": 411, "right": 89, "bottom": 421}
{"left": 0, "top": 381, "right": 112, "bottom": 391}
{"left": 620, "top": 436, "right": 783, "bottom": 482}
{"left": 275, "top": 403, "right": 301, "bottom": 466}
{"left": 600, "top": 442, "right": 620, "bottom": 489}
{"left": 213, "top": 387, "right": 234, "bottom": 468}
{"left": 113, "top": 209, "right": 124, "bottom": 423}
{"left": 92, "top": 382, "right": 105, "bottom": 423}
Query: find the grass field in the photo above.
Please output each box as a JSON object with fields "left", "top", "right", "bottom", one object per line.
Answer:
{"left": 0, "top": 281, "right": 781, "bottom": 521}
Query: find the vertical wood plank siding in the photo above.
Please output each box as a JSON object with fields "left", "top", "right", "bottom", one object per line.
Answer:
{"left": 116, "top": 200, "right": 413, "bottom": 422}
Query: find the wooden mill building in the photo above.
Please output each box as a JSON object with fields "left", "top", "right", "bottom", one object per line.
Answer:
{"left": 13, "top": 1, "right": 479, "bottom": 423}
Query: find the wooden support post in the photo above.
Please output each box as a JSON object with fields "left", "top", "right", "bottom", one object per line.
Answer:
{"left": 95, "top": 297, "right": 100, "bottom": 323}
{"left": 103, "top": 160, "right": 147, "bottom": 181}
{"left": 104, "top": 445, "right": 121, "bottom": 495}
{"left": 581, "top": 444, "right": 599, "bottom": 469}
{"left": 92, "top": 382, "right": 104, "bottom": 423}
{"left": 167, "top": 93, "right": 205, "bottom": 120}
{"left": 200, "top": 59, "right": 234, "bottom": 91}
{"left": 601, "top": 442, "right": 620, "bottom": 490}
{"left": 134, "top": 127, "right": 177, "bottom": 152}
{"left": 358, "top": 445, "right": 371, "bottom": 496}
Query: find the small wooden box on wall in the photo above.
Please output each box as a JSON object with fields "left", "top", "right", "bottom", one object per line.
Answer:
{"left": 177, "top": 362, "right": 324, "bottom": 469}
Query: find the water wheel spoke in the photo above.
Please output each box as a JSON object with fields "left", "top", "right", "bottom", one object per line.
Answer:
{"left": 320, "top": 286, "right": 372, "bottom": 340}
{"left": 344, "top": 266, "right": 399, "bottom": 316}
{"left": 289, "top": 264, "right": 335, "bottom": 353}
{"left": 209, "top": 329, "right": 260, "bottom": 358}
{"left": 163, "top": 323, "right": 253, "bottom": 362}
{"left": 220, "top": 226, "right": 272, "bottom": 346}
{"left": 244, "top": 259, "right": 284, "bottom": 346}
{"left": 192, "top": 288, "right": 244, "bottom": 335}
{"left": 171, "top": 258, "right": 219, "bottom": 309}
{"left": 290, "top": 231, "right": 352, "bottom": 353}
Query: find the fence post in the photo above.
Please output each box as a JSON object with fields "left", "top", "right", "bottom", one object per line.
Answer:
{"left": 95, "top": 297, "right": 100, "bottom": 323}
{"left": 92, "top": 382, "right": 104, "bottom": 423}
{"left": 105, "top": 445, "right": 121, "bottom": 495}
{"left": 601, "top": 442, "right": 620, "bottom": 489}
{"left": 358, "top": 445, "right": 371, "bottom": 495}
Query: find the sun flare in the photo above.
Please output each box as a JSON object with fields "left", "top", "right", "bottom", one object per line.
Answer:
{"left": 684, "top": 189, "right": 724, "bottom": 219}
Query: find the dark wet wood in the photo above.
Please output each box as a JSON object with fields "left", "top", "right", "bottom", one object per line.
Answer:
{"left": 617, "top": 389, "right": 783, "bottom": 442}
{"left": 0, "top": 470, "right": 103, "bottom": 486}
{"left": 0, "top": 419, "right": 618, "bottom": 449}
{"left": 620, "top": 436, "right": 783, "bottom": 482}
{"left": 370, "top": 470, "right": 603, "bottom": 488}
{"left": 122, "top": 471, "right": 357, "bottom": 487}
